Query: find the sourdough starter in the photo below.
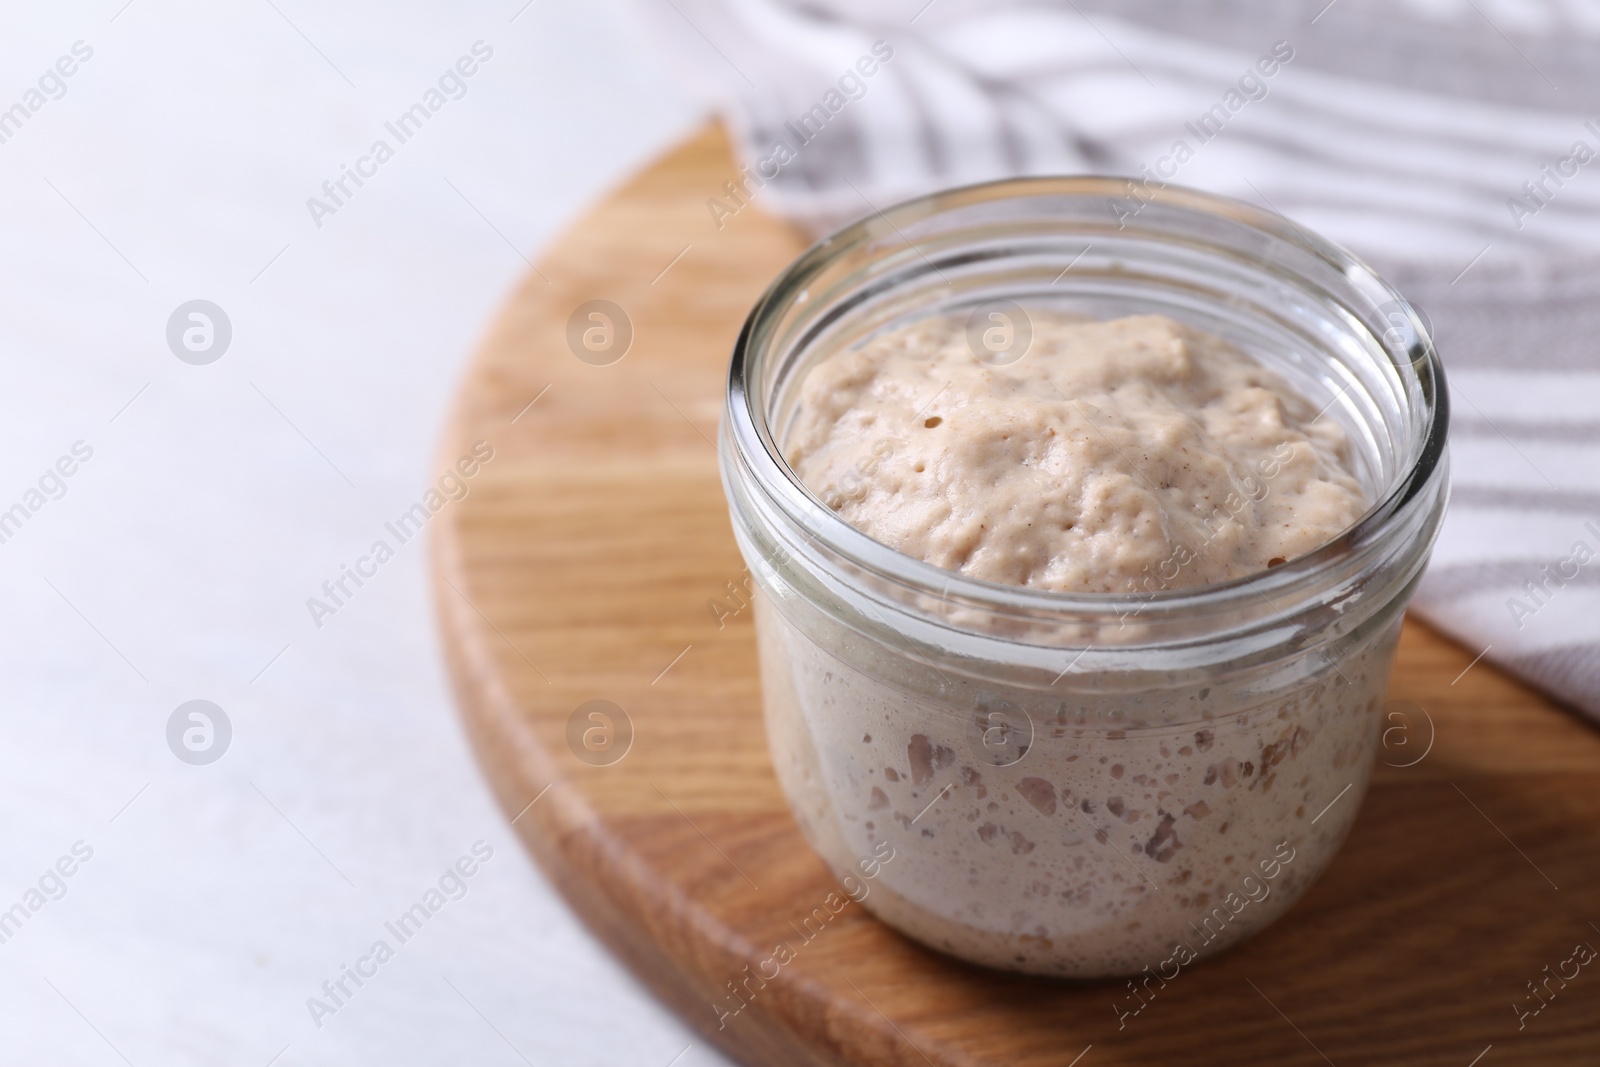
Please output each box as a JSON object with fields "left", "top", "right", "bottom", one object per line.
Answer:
{"left": 785, "top": 312, "right": 1366, "bottom": 592}
{"left": 757, "top": 311, "right": 1384, "bottom": 976}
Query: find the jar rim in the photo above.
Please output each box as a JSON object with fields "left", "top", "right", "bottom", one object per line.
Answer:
{"left": 724, "top": 175, "right": 1449, "bottom": 627}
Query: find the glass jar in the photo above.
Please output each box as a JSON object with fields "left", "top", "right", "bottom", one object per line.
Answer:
{"left": 719, "top": 178, "right": 1448, "bottom": 978}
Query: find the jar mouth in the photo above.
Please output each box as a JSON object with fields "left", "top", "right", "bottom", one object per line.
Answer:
{"left": 724, "top": 176, "right": 1449, "bottom": 635}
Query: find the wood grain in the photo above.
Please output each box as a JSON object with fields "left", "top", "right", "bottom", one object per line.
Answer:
{"left": 432, "top": 123, "right": 1600, "bottom": 1066}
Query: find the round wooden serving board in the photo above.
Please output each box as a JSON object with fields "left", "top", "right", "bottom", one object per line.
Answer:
{"left": 432, "top": 125, "right": 1600, "bottom": 1066}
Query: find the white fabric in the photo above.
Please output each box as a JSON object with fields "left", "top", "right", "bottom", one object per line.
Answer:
{"left": 637, "top": 0, "right": 1600, "bottom": 717}
{"left": 0, "top": 2, "right": 731, "bottom": 1065}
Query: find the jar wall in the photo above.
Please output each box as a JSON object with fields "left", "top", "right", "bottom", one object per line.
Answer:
{"left": 753, "top": 592, "right": 1401, "bottom": 978}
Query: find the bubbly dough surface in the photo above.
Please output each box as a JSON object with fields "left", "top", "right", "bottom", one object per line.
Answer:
{"left": 785, "top": 312, "right": 1367, "bottom": 593}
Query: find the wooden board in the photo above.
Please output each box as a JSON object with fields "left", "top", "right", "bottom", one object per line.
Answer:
{"left": 432, "top": 124, "right": 1600, "bottom": 1066}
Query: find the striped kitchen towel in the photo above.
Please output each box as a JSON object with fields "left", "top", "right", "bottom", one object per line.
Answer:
{"left": 632, "top": 0, "right": 1600, "bottom": 718}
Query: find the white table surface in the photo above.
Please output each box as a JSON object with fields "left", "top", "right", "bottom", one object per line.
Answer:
{"left": 0, "top": 1, "right": 734, "bottom": 1063}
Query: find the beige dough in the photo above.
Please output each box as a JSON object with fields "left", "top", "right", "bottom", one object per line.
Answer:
{"left": 785, "top": 312, "right": 1367, "bottom": 592}
{"left": 757, "top": 311, "right": 1386, "bottom": 977}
